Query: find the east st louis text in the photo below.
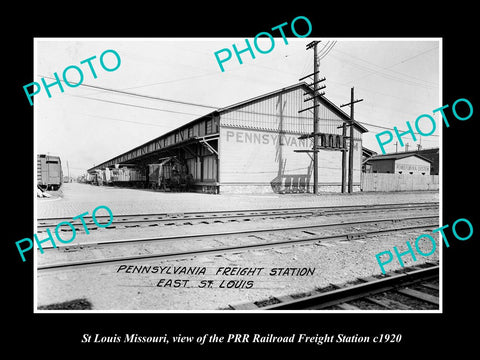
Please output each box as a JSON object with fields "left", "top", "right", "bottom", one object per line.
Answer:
{"left": 116, "top": 265, "right": 316, "bottom": 289}
{"left": 157, "top": 278, "right": 255, "bottom": 289}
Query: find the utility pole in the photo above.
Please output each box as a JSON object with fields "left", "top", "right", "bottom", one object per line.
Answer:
{"left": 312, "top": 42, "right": 319, "bottom": 194}
{"left": 341, "top": 122, "right": 346, "bottom": 193}
{"left": 340, "top": 87, "right": 363, "bottom": 193}
{"left": 297, "top": 41, "right": 326, "bottom": 194}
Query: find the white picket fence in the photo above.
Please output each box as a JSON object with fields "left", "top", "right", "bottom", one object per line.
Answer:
{"left": 361, "top": 173, "right": 439, "bottom": 192}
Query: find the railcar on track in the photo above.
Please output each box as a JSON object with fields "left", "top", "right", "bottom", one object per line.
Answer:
{"left": 88, "top": 157, "right": 194, "bottom": 192}
{"left": 37, "top": 154, "right": 63, "bottom": 190}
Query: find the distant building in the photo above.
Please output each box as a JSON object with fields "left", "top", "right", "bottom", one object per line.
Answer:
{"left": 364, "top": 153, "right": 432, "bottom": 175}
{"left": 407, "top": 148, "right": 439, "bottom": 175}
{"left": 363, "top": 147, "right": 438, "bottom": 175}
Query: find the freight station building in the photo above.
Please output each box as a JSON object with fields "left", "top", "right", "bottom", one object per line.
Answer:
{"left": 363, "top": 148, "right": 439, "bottom": 176}
{"left": 88, "top": 82, "right": 368, "bottom": 194}
{"left": 365, "top": 153, "right": 432, "bottom": 175}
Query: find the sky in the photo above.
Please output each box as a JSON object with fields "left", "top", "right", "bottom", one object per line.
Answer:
{"left": 34, "top": 38, "right": 440, "bottom": 178}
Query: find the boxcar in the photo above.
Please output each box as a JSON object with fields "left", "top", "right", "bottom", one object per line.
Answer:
{"left": 37, "top": 154, "right": 63, "bottom": 190}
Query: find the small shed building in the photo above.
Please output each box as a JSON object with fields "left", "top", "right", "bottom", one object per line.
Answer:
{"left": 365, "top": 153, "right": 432, "bottom": 175}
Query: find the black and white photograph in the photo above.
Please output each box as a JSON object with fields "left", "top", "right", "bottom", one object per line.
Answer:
{"left": 33, "top": 37, "right": 441, "bottom": 312}
{"left": 8, "top": 7, "right": 478, "bottom": 354}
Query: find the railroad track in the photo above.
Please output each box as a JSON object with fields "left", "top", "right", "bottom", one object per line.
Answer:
{"left": 37, "top": 215, "right": 438, "bottom": 272}
{"left": 36, "top": 202, "right": 438, "bottom": 232}
{"left": 239, "top": 263, "right": 440, "bottom": 311}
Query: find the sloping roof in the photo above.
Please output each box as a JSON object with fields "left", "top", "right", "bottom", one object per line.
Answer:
{"left": 367, "top": 153, "right": 432, "bottom": 163}
{"left": 217, "top": 82, "right": 368, "bottom": 133}
{"left": 88, "top": 83, "right": 367, "bottom": 172}
{"left": 362, "top": 146, "right": 377, "bottom": 157}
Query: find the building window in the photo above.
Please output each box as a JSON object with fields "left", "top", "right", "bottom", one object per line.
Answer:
{"left": 205, "top": 119, "right": 213, "bottom": 134}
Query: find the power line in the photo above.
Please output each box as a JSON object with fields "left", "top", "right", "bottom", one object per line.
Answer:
{"left": 316, "top": 41, "right": 330, "bottom": 57}
{"left": 60, "top": 78, "right": 440, "bottom": 138}
{"left": 318, "top": 41, "right": 336, "bottom": 60}
{"left": 348, "top": 82, "right": 438, "bottom": 107}
{"left": 38, "top": 75, "right": 219, "bottom": 110}
{"left": 38, "top": 56, "right": 440, "bottom": 138}
{"left": 336, "top": 56, "right": 438, "bottom": 89}
{"left": 334, "top": 47, "right": 439, "bottom": 86}
{"left": 78, "top": 71, "right": 221, "bottom": 98}
{"left": 80, "top": 113, "right": 178, "bottom": 128}
{"left": 331, "top": 47, "right": 439, "bottom": 89}
{"left": 398, "top": 46, "right": 439, "bottom": 64}
{"left": 70, "top": 95, "right": 210, "bottom": 117}
{"left": 356, "top": 120, "right": 440, "bottom": 137}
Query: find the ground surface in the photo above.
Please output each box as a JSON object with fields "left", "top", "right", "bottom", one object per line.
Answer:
{"left": 38, "top": 183, "right": 439, "bottom": 217}
{"left": 35, "top": 183, "right": 440, "bottom": 311}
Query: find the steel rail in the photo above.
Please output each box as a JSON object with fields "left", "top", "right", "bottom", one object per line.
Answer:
{"left": 36, "top": 202, "right": 439, "bottom": 229}
{"left": 37, "top": 220, "right": 439, "bottom": 272}
{"left": 39, "top": 214, "right": 438, "bottom": 249}
{"left": 261, "top": 265, "right": 440, "bottom": 310}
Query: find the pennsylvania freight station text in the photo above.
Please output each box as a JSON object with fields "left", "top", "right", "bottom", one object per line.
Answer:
{"left": 117, "top": 265, "right": 316, "bottom": 289}
{"left": 116, "top": 265, "right": 315, "bottom": 276}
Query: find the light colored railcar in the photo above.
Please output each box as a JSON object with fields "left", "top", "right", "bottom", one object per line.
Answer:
{"left": 37, "top": 154, "right": 63, "bottom": 190}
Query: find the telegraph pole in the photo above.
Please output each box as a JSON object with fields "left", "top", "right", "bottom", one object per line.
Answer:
{"left": 341, "top": 122, "right": 346, "bottom": 193}
{"left": 297, "top": 41, "right": 326, "bottom": 194}
{"left": 340, "top": 87, "right": 363, "bottom": 193}
{"left": 312, "top": 43, "right": 319, "bottom": 194}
